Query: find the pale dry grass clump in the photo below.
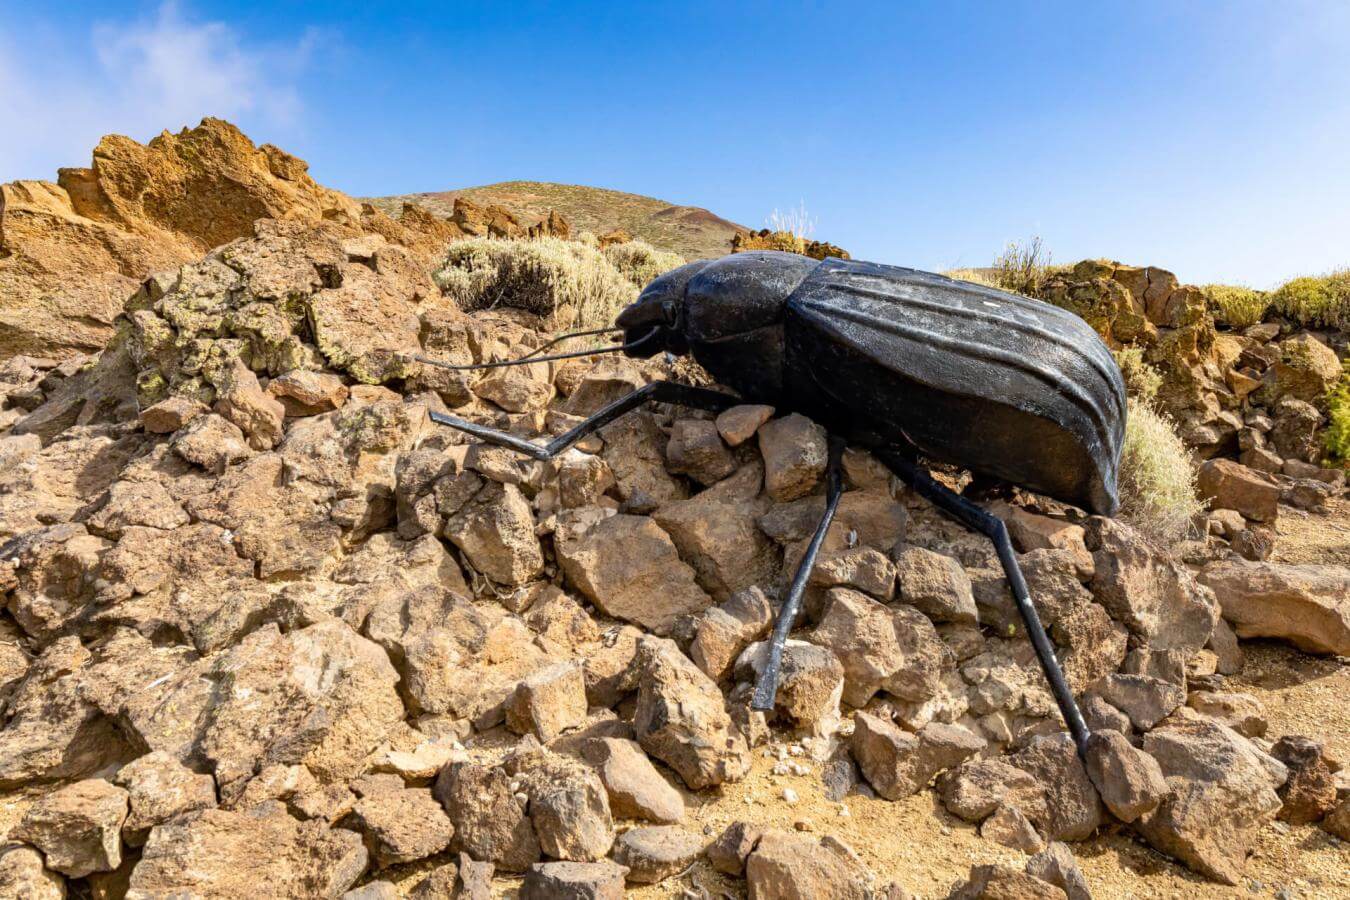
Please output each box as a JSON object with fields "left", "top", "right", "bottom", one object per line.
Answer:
{"left": 1269, "top": 268, "right": 1350, "bottom": 330}
{"left": 766, "top": 201, "right": 816, "bottom": 239}
{"left": 1117, "top": 400, "right": 1204, "bottom": 541}
{"left": 435, "top": 236, "right": 638, "bottom": 331}
{"left": 1202, "top": 283, "right": 1269, "bottom": 328}
{"left": 1113, "top": 347, "right": 1163, "bottom": 404}
{"left": 943, "top": 268, "right": 1000, "bottom": 289}
{"left": 602, "top": 240, "right": 686, "bottom": 288}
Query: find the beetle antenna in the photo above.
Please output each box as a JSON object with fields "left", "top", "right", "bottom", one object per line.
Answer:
{"left": 415, "top": 326, "right": 659, "bottom": 371}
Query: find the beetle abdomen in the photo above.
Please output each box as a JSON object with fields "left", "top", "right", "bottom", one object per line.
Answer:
{"left": 784, "top": 258, "right": 1126, "bottom": 515}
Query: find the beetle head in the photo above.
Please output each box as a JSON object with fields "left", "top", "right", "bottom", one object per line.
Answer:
{"left": 615, "top": 260, "right": 711, "bottom": 358}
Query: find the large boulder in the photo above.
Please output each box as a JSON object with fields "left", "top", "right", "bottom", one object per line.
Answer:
{"left": 1135, "top": 715, "right": 1288, "bottom": 885}
{"left": 1084, "top": 518, "right": 1218, "bottom": 652}
{"left": 1198, "top": 561, "right": 1350, "bottom": 655}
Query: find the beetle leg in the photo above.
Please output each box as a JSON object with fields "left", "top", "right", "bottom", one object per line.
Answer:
{"left": 876, "top": 450, "right": 1092, "bottom": 759}
{"left": 428, "top": 380, "right": 739, "bottom": 460}
{"left": 751, "top": 435, "right": 846, "bottom": 712}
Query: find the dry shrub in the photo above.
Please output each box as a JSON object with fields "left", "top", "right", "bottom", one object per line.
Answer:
{"left": 1202, "top": 283, "right": 1269, "bottom": 328}
{"left": 1117, "top": 400, "right": 1204, "bottom": 540}
{"left": 1113, "top": 347, "right": 1162, "bottom": 404}
{"left": 435, "top": 236, "right": 637, "bottom": 331}
{"left": 993, "top": 236, "right": 1056, "bottom": 297}
{"left": 1269, "top": 268, "right": 1350, "bottom": 330}
{"left": 603, "top": 240, "right": 685, "bottom": 288}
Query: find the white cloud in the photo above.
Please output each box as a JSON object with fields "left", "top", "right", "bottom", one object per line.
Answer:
{"left": 0, "top": 2, "right": 322, "bottom": 180}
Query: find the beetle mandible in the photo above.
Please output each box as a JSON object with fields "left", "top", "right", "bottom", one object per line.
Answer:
{"left": 421, "top": 251, "right": 1128, "bottom": 757}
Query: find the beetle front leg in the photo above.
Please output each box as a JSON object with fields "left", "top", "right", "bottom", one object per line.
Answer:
{"left": 428, "top": 380, "right": 739, "bottom": 460}
{"left": 877, "top": 450, "right": 1092, "bottom": 759}
{"left": 751, "top": 435, "right": 846, "bottom": 712}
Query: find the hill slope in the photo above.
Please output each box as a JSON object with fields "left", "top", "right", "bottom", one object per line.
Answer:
{"left": 367, "top": 180, "right": 748, "bottom": 261}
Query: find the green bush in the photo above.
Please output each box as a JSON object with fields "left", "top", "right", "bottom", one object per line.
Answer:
{"left": 1269, "top": 268, "right": 1350, "bottom": 330}
{"left": 1325, "top": 365, "right": 1350, "bottom": 463}
{"left": 1117, "top": 400, "right": 1204, "bottom": 541}
{"left": 602, "top": 240, "right": 686, "bottom": 288}
{"left": 1202, "top": 283, "right": 1269, "bottom": 328}
{"left": 1113, "top": 347, "right": 1162, "bottom": 404}
{"left": 435, "top": 236, "right": 637, "bottom": 331}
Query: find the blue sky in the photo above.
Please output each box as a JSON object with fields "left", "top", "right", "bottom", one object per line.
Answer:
{"left": 2, "top": 1, "right": 1347, "bottom": 287}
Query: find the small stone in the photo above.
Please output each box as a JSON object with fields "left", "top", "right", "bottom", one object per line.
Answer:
{"left": 114, "top": 751, "right": 217, "bottom": 847}
{"left": 350, "top": 785, "right": 455, "bottom": 868}
{"left": 139, "top": 396, "right": 207, "bottom": 433}
{"left": 433, "top": 762, "right": 540, "bottom": 872}
{"left": 1321, "top": 797, "right": 1350, "bottom": 840}
{"left": 0, "top": 843, "right": 65, "bottom": 900}
{"left": 758, "top": 413, "right": 828, "bottom": 502}
{"left": 851, "top": 713, "right": 985, "bottom": 801}
{"left": 212, "top": 358, "right": 286, "bottom": 450}
{"left": 665, "top": 418, "right": 737, "bottom": 485}
{"left": 580, "top": 738, "right": 684, "bottom": 824}
{"left": 1186, "top": 691, "right": 1267, "bottom": 738}
{"left": 1025, "top": 842, "right": 1091, "bottom": 900}
{"left": 1084, "top": 730, "right": 1168, "bottom": 823}
{"left": 715, "top": 404, "right": 774, "bottom": 446}
{"left": 612, "top": 825, "right": 705, "bottom": 884}
{"left": 633, "top": 636, "right": 749, "bottom": 790}
{"left": 745, "top": 830, "right": 874, "bottom": 900}
{"left": 706, "top": 821, "right": 762, "bottom": 876}
{"left": 266, "top": 370, "right": 349, "bottom": 415}
{"left": 1271, "top": 736, "right": 1338, "bottom": 825}
{"left": 172, "top": 413, "right": 252, "bottom": 471}
{"left": 342, "top": 882, "right": 398, "bottom": 900}
{"left": 520, "top": 860, "right": 629, "bottom": 899}
{"left": 980, "top": 803, "right": 1044, "bottom": 853}
{"left": 952, "top": 864, "right": 1067, "bottom": 899}
{"left": 13, "top": 779, "right": 128, "bottom": 878}
{"left": 893, "top": 545, "right": 978, "bottom": 624}
{"left": 507, "top": 662, "right": 588, "bottom": 742}
{"left": 1092, "top": 673, "right": 1185, "bottom": 731}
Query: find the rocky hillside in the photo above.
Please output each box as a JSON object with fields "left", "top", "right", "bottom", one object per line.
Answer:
{"left": 367, "top": 181, "right": 748, "bottom": 262}
{"left": 0, "top": 119, "right": 488, "bottom": 362}
{"left": 0, "top": 123, "right": 1346, "bottom": 899}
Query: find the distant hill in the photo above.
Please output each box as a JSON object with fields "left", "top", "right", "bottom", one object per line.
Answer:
{"left": 366, "top": 181, "right": 748, "bottom": 261}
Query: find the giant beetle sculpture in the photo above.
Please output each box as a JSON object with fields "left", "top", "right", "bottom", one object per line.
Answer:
{"left": 421, "top": 251, "right": 1127, "bottom": 757}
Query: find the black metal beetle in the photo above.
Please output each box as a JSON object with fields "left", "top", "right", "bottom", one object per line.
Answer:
{"left": 424, "top": 251, "right": 1128, "bottom": 757}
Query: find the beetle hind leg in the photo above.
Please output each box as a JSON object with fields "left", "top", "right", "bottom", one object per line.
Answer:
{"left": 751, "top": 435, "right": 847, "bottom": 711}
{"left": 876, "top": 450, "right": 1092, "bottom": 758}
{"left": 428, "top": 380, "right": 739, "bottom": 460}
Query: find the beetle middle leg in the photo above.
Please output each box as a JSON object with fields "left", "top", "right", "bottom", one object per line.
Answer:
{"left": 428, "top": 380, "right": 739, "bottom": 460}
{"left": 750, "top": 434, "right": 846, "bottom": 712}
{"left": 877, "top": 449, "right": 1093, "bottom": 758}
